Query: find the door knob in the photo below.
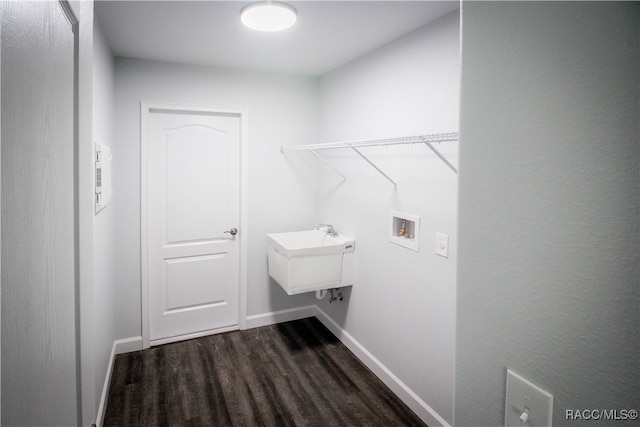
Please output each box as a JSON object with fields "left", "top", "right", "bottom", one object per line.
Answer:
{"left": 224, "top": 227, "right": 238, "bottom": 236}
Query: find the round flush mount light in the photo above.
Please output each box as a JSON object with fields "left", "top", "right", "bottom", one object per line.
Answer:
{"left": 240, "top": 1, "right": 297, "bottom": 32}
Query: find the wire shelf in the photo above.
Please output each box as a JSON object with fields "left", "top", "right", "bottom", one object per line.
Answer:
{"left": 280, "top": 132, "right": 459, "bottom": 185}
{"left": 280, "top": 132, "right": 458, "bottom": 152}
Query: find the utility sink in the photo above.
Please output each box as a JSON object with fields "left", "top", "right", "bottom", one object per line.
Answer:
{"left": 267, "top": 229, "right": 355, "bottom": 295}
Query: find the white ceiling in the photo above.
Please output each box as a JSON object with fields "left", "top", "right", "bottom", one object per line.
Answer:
{"left": 95, "top": 0, "right": 459, "bottom": 77}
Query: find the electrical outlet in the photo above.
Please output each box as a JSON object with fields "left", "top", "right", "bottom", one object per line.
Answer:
{"left": 505, "top": 369, "right": 553, "bottom": 427}
{"left": 436, "top": 233, "right": 449, "bottom": 258}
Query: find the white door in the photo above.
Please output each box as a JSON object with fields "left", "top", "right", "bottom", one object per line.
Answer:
{"left": 145, "top": 107, "right": 240, "bottom": 345}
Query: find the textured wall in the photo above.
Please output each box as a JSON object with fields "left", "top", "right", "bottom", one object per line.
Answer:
{"left": 91, "top": 18, "right": 118, "bottom": 423}
{"left": 2, "top": 2, "right": 78, "bottom": 424}
{"left": 456, "top": 2, "right": 639, "bottom": 426}
{"left": 317, "top": 12, "right": 460, "bottom": 425}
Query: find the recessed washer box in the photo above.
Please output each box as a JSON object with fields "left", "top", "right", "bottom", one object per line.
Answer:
{"left": 390, "top": 210, "right": 420, "bottom": 252}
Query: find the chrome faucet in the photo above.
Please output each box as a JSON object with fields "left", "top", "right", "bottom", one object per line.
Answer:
{"left": 317, "top": 223, "right": 338, "bottom": 236}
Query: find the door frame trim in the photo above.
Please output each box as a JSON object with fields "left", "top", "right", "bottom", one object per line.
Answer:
{"left": 140, "top": 101, "right": 248, "bottom": 349}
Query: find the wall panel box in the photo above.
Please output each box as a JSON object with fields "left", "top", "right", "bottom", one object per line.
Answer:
{"left": 95, "top": 142, "right": 113, "bottom": 214}
{"left": 390, "top": 210, "right": 420, "bottom": 251}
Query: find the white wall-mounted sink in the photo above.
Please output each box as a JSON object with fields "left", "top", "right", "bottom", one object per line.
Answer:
{"left": 267, "top": 229, "right": 355, "bottom": 295}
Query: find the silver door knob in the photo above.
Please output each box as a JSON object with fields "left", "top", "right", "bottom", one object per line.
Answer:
{"left": 224, "top": 227, "right": 238, "bottom": 236}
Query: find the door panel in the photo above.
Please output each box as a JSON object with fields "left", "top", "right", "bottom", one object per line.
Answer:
{"left": 164, "top": 124, "right": 228, "bottom": 243}
{"left": 164, "top": 254, "right": 226, "bottom": 312}
{"left": 147, "top": 110, "right": 240, "bottom": 344}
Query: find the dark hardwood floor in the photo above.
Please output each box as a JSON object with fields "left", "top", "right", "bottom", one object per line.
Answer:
{"left": 104, "top": 317, "right": 427, "bottom": 426}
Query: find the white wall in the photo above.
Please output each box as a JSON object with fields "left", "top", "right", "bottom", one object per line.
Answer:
{"left": 456, "top": 2, "right": 639, "bottom": 426}
{"left": 113, "top": 59, "right": 321, "bottom": 338}
{"left": 316, "top": 12, "right": 460, "bottom": 425}
{"left": 91, "top": 18, "right": 118, "bottom": 423}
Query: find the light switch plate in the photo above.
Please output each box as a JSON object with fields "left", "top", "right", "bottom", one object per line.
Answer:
{"left": 505, "top": 369, "right": 553, "bottom": 427}
{"left": 436, "top": 233, "right": 449, "bottom": 258}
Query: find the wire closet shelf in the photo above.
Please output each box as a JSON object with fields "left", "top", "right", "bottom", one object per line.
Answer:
{"left": 280, "top": 132, "right": 459, "bottom": 186}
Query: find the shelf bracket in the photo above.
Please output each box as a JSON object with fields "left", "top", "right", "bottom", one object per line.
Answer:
{"left": 420, "top": 136, "right": 458, "bottom": 174}
{"left": 351, "top": 147, "right": 397, "bottom": 187}
{"left": 309, "top": 149, "right": 347, "bottom": 181}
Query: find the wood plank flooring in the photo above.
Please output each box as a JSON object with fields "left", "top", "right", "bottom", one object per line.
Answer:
{"left": 104, "top": 317, "right": 427, "bottom": 426}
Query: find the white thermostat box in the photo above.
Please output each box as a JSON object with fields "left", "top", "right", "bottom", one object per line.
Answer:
{"left": 95, "top": 142, "right": 113, "bottom": 214}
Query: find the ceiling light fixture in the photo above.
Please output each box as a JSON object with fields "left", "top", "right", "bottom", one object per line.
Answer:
{"left": 240, "top": 1, "right": 297, "bottom": 32}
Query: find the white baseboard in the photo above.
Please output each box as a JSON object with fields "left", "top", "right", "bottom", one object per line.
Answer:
{"left": 245, "top": 305, "right": 315, "bottom": 329}
{"left": 313, "top": 306, "right": 450, "bottom": 427}
{"left": 95, "top": 337, "right": 143, "bottom": 427}
{"left": 115, "top": 336, "right": 143, "bottom": 354}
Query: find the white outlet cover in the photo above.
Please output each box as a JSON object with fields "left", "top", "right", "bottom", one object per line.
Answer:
{"left": 505, "top": 369, "right": 553, "bottom": 427}
{"left": 436, "top": 233, "right": 449, "bottom": 258}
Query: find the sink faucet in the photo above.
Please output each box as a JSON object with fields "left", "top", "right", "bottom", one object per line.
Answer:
{"left": 317, "top": 223, "right": 338, "bottom": 236}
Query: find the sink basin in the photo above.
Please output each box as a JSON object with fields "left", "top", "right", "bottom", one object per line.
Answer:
{"left": 267, "top": 229, "right": 355, "bottom": 295}
{"left": 267, "top": 229, "right": 354, "bottom": 257}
